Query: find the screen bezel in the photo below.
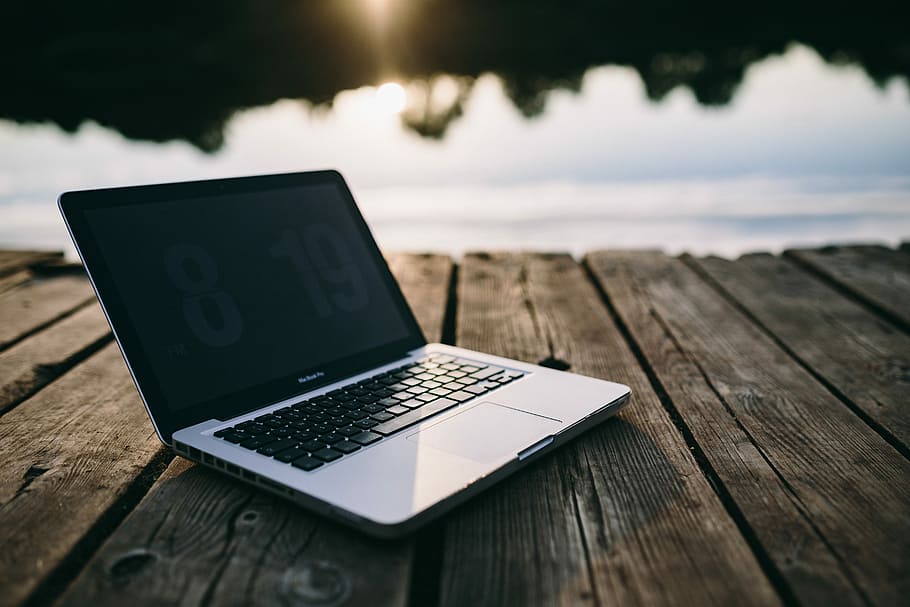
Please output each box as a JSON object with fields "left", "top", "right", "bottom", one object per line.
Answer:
{"left": 59, "top": 170, "right": 426, "bottom": 443}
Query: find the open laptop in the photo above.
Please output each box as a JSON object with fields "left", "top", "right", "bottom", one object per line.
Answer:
{"left": 59, "top": 170, "right": 631, "bottom": 537}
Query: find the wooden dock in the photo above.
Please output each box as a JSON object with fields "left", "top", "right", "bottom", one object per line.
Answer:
{"left": 0, "top": 245, "right": 908, "bottom": 607}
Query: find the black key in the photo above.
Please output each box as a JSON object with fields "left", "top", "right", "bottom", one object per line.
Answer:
{"left": 338, "top": 425, "right": 361, "bottom": 437}
{"left": 362, "top": 403, "right": 385, "bottom": 413}
{"left": 447, "top": 390, "right": 475, "bottom": 402}
{"left": 300, "top": 439, "right": 326, "bottom": 452}
{"left": 292, "top": 456, "right": 323, "bottom": 471}
{"left": 374, "top": 388, "right": 394, "bottom": 398}
{"left": 371, "top": 411, "right": 395, "bottom": 422}
{"left": 355, "top": 418, "right": 379, "bottom": 429}
{"left": 385, "top": 405, "right": 410, "bottom": 415}
{"left": 351, "top": 431, "right": 382, "bottom": 445}
{"left": 240, "top": 435, "right": 278, "bottom": 450}
{"left": 281, "top": 411, "right": 303, "bottom": 421}
{"left": 257, "top": 438, "right": 299, "bottom": 456}
{"left": 308, "top": 413, "right": 328, "bottom": 423}
{"left": 292, "top": 431, "right": 316, "bottom": 442}
{"left": 329, "top": 418, "right": 350, "bottom": 428}
{"left": 291, "top": 420, "right": 313, "bottom": 430}
{"left": 271, "top": 427, "right": 293, "bottom": 437}
{"left": 222, "top": 432, "right": 248, "bottom": 444}
{"left": 378, "top": 376, "right": 400, "bottom": 385}
{"left": 276, "top": 406, "right": 293, "bottom": 414}
{"left": 264, "top": 418, "right": 286, "bottom": 428}
{"left": 334, "top": 440, "right": 361, "bottom": 454}
{"left": 340, "top": 400, "right": 363, "bottom": 410}
{"left": 247, "top": 423, "right": 270, "bottom": 435}
{"left": 372, "top": 398, "right": 459, "bottom": 436}
{"left": 214, "top": 428, "right": 233, "bottom": 438}
{"left": 275, "top": 447, "right": 309, "bottom": 463}
{"left": 377, "top": 398, "right": 399, "bottom": 408}
{"left": 236, "top": 420, "right": 255, "bottom": 430}
{"left": 327, "top": 389, "right": 345, "bottom": 397}
{"left": 320, "top": 433, "right": 345, "bottom": 444}
{"left": 313, "top": 448, "right": 343, "bottom": 462}
{"left": 386, "top": 383, "right": 409, "bottom": 392}
{"left": 347, "top": 388, "right": 368, "bottom": 397}
{"left": 344, "top": 409, "right": 369, "bottom": 421}
{"left": 357, "top": 394, "right": 380, "bottom": 404}
{"left": 471, "top": 367, "right": 501, "bottom": 380}
{"left": 326, "top": 406, "right": 346, "bottom": 416}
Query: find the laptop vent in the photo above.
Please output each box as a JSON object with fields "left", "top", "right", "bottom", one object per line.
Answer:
{"left": 172, "top": 442, "right": 295, "bottom": 498}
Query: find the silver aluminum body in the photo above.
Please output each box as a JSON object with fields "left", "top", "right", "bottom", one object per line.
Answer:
{"left": 173, "top": 343, "right": 631, "bottom": 537}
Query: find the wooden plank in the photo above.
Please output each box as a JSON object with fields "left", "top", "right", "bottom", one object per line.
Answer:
{"left": 786, "top": 245, "right": 910, "bottom": 330}
{"left": 0, "top": 275, "right": 96, "bottom": 350}
{"left": 0, "top": 343, "right": 165, "bottom": 607}
{"left": 691, "top": 253, "right": 910, "bottom": 451}
{"left": 386, "top": 252, "right": 453, "bottom": 342}
{"left": 440, "top": 253, "right": 779, "bottom": 607}
{"left": 0, "top": 250, "right": 63, "bottom": 277}
{"left": 0, "top": 269, "right": 32, "bottom": 295}
{"left": 587, "top": 251, "right": 910, "bottom": 607}
{"left": 54, "top": 253, "right": 454, "bottom": 607}
{"left": 0, "top": 302, "right": 112, "bottom": 415}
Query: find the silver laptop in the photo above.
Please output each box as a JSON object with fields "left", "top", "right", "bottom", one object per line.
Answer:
{"left": 59, "top": 170, "right": 630, "bottom": 537}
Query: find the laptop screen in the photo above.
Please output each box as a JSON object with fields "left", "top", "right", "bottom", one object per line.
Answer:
{"left": 82, "top": 181, "right": 412, "bottom": 413}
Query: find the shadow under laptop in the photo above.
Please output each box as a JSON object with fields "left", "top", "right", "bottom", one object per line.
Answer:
{"left": 64, "top": 416, "right": 681, "bottom": 606}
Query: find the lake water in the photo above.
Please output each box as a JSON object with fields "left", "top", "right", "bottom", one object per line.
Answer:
{"left": 2, "top": 2, "right": 908, "bottom": 258}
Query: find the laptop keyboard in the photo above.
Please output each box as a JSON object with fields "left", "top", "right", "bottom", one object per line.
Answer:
{"left": 212, "top": 353, "right": 526, "bottom": 471}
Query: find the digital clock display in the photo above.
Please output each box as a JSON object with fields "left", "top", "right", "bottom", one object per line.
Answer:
{"left": 84, "top": 183, "right": 410, "bottom": 411}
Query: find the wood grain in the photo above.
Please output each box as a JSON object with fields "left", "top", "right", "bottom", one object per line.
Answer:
{"left": 439, "top": 253, "right": 779, "bottom": 607}
{"left": 0, "top": 274, "right": 96, "bottom": 350}
{"left": 691, "top": 253, "right": 910, "bottom": 450}
{"left": 386, "top": 252, "right": 452, "bottom": 343}
{"left": 786, "top": 245, "right": 910, "bottom": 330}
{"left": 0, "top": 269, "right": 32, "bottom": 295}
{"left": 0, "top": 250, "right": 63, "bottom": 277}
{"left": 53, "top": 253, "right": 454, "bottom": 607}
{"left": 0, "top": 343, "right": 164, "bottom": 607}
{"left": 0, "top": 302, "right": 111, "bottom": 415}
{"left": 588, "top": 250, "right": 910, "bottom": 607}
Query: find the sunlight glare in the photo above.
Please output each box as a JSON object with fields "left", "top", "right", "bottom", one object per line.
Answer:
{"left": 375, "top": 82, "right": 407, "bottom": 114}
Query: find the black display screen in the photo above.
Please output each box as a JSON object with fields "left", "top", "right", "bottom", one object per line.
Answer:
{"left": 83, "top": 181, "right": 412, "bottom": 412}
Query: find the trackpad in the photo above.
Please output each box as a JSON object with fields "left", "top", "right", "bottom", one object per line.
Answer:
{"left": 407, "top": 402, "right": 562, "bottom": 463}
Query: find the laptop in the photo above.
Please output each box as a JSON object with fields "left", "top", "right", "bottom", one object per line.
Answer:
{"left": 59, "top": 170, "right": 631, "bottom": 537}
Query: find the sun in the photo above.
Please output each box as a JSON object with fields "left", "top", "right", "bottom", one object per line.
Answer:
{"left": 375, "top": 82, "right": 407, "bottom": 114}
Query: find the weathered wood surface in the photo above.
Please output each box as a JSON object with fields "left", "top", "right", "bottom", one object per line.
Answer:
{"left": 0, "top": 250, "right": 63, "bottom": 277}
{"left": 440, "top": 253, "right": 779, "bottom": 607}
{"left": 0, "top": 245, "right": 907, "bottom": 607}
{"left": 588, "top": 251, "right": 910, "bottom": 607}
{"left": 0, "top": 303, "right": 111, "bottom": 414}
{"left": 54, "top": 254, "right": 453, "bottom": 607}
{"left": 0, "top": 343, "right": 166, "bottom": 607}
{"left": 787, "top": 245, "right": 910, "bottom": 330}
{"left": 690, "top": 253, "right": 910, "bottom": 452}
{"left": 0, "top": 273, "right": 96, "bottom": 350}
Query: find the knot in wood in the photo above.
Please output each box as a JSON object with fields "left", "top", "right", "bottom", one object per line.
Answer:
{"left": 281, "top": 561, "right": 350, "bottom": 606}
{"left": 108, "top": 548, "right": 158, "bottom": 582}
